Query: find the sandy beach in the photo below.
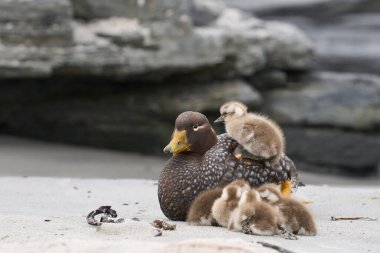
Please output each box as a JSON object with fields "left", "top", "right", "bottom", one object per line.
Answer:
{"left": 0, "top": 135, "right": 379, "bottom": 253}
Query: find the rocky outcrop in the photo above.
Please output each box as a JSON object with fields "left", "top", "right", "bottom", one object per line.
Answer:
{"left": 0, "top": 78, "right": 261, "bottom": 154}
{"left": 284, "top": 127, "right": 380, "bottom": 176}
{"left": 0, "top": 0, "right": 313, "bottom": 80}
{"left": 262, "top": 72, "right": 380, "bottom": 130}
{"left": 225, "top": 0, "right": 380, "bottom": 75}
{"left": 1, "top": 0, "right": 379, "bottom": 177}
{"left": 222, "top": 0, "right": 380, "bottom": 176}
{"left": 0, "top": 0, "right": 73, "bottom": 47}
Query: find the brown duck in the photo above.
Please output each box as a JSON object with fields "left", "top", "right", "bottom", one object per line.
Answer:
{"left": 158, "top": 111, "right": 298, "bottom": 221}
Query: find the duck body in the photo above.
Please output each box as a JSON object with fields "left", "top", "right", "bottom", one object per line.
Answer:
{"left": 158, "top": 111, "right": 298, "bottom": 221}
{"left": 158, "top": 134, "right": 295, "bottom": 221}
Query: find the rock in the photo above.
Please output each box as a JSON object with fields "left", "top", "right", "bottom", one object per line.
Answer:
{"left": 74, "top": 18, "right": 151, "bottom": 48}
{"left": 214, "top": 9, "right": 314, "bottom": 72}
{"left": 70, "top": 0, "right": 190, "bottom": 23}
{"left": 157, "top": 80, "right": 262, "bottom": 117}
{"left": 0, "top": 11, "right": 314, "bottom": 79}
{"left": 0, "top": 0, "right": 318, "bottom": 159}
{"left": 263, "top": 72, "right": 380, "bottom": 130}
{"left": 70, "top": 0, "right": 135, "bottom": 20}
{"left": 224, "top": 0, "right": 380, "bottom": 75}
{"left": 214, "top": 8, "right": 265, "bottom": 31}
{"left": 310, "top": 14, "right": 380, "bottom": 74}
{"left": 223, "top": 0, "right": 380, "bottom": 18}
{"left": 0, "top": 0, "right": 73, "bottom": 46}
{"left": 191, "top": 0, "right": 226, "bottom": 26}
{"left": 248, "top": 70, "right": 288, "bottom": 90}
{"left": 0, "top": 79, "right": 261, "bottom": 154}
{"left": 284, "top": 126, "right": 380, "bottom": 175}
{"left": 261, "top": 21, "right": 314, "bottom": 70}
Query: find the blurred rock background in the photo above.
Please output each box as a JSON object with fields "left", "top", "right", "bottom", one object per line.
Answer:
{"left": 0, "top": 0, "right": 378, "bottom": 178}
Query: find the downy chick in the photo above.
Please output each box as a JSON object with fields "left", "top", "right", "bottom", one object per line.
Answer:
{"left": 187, "top": 187, "right": 223, "bottom": 226}
{"left": 216, "top": 101, "right": 285, "bottom": 166}
{"left": 228, "top": 189, "right": 281, "bottom": 236}
{"left": 258, "top": 184, "right": 317, "bottom": 236}
{"left": 211, "top": 180, "right": 250, "bottom": 227}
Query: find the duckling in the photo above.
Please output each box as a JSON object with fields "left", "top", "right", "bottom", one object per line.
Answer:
{"left": 228, "top": 189, "right": 280, "bottom": 236}
{"left": 158, "top": 111, "right": 298, "bottom": 221}
{"left": 187, "top": 187, "right": 223, "bottom": 226}
{"left": 258, "top": 184, "right": 317, "bottom": 236}
{"left": 215, "top": 101, "right": 285, "bottom": 167}
{"left": 211, "top": 180, "right": 250, "bottom": 227}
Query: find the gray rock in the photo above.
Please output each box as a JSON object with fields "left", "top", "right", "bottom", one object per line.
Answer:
{"left": 284, "top": 126, "right": 380, "bottom": 175}
{"left": 214, "top": 9, "right": 314, "bottom": 72}
{"left": 224, "top": 0, "right": 380, "bottom": 75}
{"left": 263, "top": 72, "right": 380, "bottom": 130}
{"left": 97, "top": 31, "right": 145, "bottom": 48}
{"left": 248, "top": 70, "right": 288, "bottom": 90}
{"left": 154, "top": 79, "right": 262, "bottom": 117}
{"left": 0, "top": 0, "right": 73, "bottom": 46}
{"left": 0, "top": 10, "right": 314, "bottom": 79}
{"left": 310, "top": 14, "right": 380, "bottom": 74}
{"left": 0, "top": 79, "right": 261, "bottom": 154}
{"left": 223, "top": 0, "right": 380, "bottom": 18}
{"left": 191, "top": 0, "right": 226, "bottom": 26}
{"left": 70, "top": 0, "right": 190, "bottom": 23}
{"left": 261, "top": 21, "right": 314, "bottom": 70}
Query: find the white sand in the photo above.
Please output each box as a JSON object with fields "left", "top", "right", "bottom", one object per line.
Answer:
{"left": 0, "top": 177, "right": 379, "bottom": 253}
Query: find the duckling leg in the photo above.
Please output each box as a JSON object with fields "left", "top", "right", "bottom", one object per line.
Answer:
{"left": 281, "top": 180, "right": 292, "bottom": 197}
{"left": 277, "top": 224, "right": 298, "bottom": 240}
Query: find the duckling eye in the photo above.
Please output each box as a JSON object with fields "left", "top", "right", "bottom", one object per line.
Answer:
{"left": 193, "top": 125, "right": 199, "bottom": 131}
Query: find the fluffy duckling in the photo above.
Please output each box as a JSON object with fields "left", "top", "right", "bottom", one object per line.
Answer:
{"left": 211, "top": 180, "right": 250, "bottom": 227}
{"left": 187, "top": 187, "right": 223, "bottom": 226}
{"left": 215, "top": 101, "right": 285, "bottom": 167}
{"left": 228, "top": 189, "right": 281, "bottom": 236}
{"left": 258, "top": 184, "right": 317, "bottom": 236}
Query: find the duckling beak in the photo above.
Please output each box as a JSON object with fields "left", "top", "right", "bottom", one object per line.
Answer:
{"left": 214, "top": 116, "right": 225, "bottom": 123}
{"left": 163, "top": 129, "right": 190, "bottom": 154}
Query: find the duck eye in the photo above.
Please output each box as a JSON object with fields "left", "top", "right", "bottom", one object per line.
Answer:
{"left": 193, "top": 125, "right": 199, "bottom": 131}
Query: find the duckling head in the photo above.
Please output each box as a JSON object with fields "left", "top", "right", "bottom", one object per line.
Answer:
{"left": 221, "top": 184, "right": 243, "bottom": 202}
{"left": 163, "top": 111, "right": 217, "bottom": 155}
{"left": 215, "top": 101, "right": 248, "bottom": 123}
{"left": 239, "top": 189, "right": 261, "bottom": 206}
{"left": 257, "top": 184, "right": 282, "bottom": 204}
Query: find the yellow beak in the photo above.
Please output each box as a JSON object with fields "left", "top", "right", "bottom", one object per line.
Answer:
{"left": 163, "top": 129, "right": 190, "bottom": 154}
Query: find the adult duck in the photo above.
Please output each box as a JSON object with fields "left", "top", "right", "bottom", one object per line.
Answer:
{"left": 158, "top": 111, "right": 298, "bottom": 221}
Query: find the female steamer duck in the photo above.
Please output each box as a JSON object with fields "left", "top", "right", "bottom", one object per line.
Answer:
{"left": 158, "top": 111, "right": 298, "bottom": 221}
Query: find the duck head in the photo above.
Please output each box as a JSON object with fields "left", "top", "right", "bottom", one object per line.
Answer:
{"left": 215, "top": 101, "right": 248, "bottom": 123}
{"left": 163, "top": 111, "right": 217, "bottom": 155}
